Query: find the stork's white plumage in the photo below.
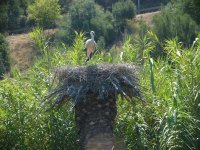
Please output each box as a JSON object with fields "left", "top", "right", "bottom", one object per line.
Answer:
{"left": 85, "top": 31, "right": 96, "bottom": 63}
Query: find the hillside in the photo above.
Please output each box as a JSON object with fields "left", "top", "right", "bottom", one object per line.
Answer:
{"left": 6, "top": 12, "right": 158, "bottom": 71}
{"left": 6, "top": 33, "right": 35, "bottom": 71}
{"left": 6, "top": 29, "right": 57, "bottom": 71}
{"left": 135, "top": 11, "right": 159, "bottom": 26}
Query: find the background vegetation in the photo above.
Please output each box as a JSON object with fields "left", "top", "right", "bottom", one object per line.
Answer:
{"left": 57, "top": 0, "right": 136, "bottom": 45}
{"left": 0, "top": 34, "right": 10, "bottom": 79}
{"left": 0, "top": 0, "right": 200, "bottom": 149}
{"left": 28, "top": 0, "right": 62, "bottom": 28}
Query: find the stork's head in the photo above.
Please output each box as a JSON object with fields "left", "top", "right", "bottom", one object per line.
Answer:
{"left": 90, "top": 31, "right": 95, "bottom": 36}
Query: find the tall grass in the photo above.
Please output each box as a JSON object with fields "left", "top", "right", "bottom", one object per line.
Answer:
{"left": 115, "top": 33, "right": 200, "bottom": 149}
{"left": 0, "top": 31, "right": 200, "bottom": 149}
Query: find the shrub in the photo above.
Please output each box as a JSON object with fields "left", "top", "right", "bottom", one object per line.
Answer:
{"left": 29, "top": 27, "right": 46, "bottom": 53}
{"left": 152, "top": 6, "right": 199, "bottom": 47}
{"left": 58, "top": 0, "right": 115, "bottom": 45}
{"left": 0, "top": 34, "right": 10, "bottom": 79}
{"left": 58, "top": 0, "right": 73, "bottom": 13}
{"left": 112, "top": 0, "right": 137, "bottom": 36}
{"left": 7, "top": 0, "right": 21, "bottom": 30}
{"left": 0, "top": 3, "right": 8, "bottom": 32}
{"left": 183, "top": 0, "right": 200, "bottom": 24}
{"left": 28, "top": 0, "right": 61, "bottom": 28}
{"left": 96, "top": 0, "right": 117, "bottom": 10}
{"left": 170, "top": 0, "right": 200, "bottom": 24}
{"left": 0, "top": 0, "right": 32, "bottom": 31}
{"left": 112, "top": 0, "right": 136, "bottom": 21}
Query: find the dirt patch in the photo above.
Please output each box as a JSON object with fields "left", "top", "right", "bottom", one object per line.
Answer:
{"left": 6, "top": 29, "right": 57, "bottom": 71}
{"left": 136, "top": 11, "right": 159, "bottom": 26}
{"left": 6, "top": 33, "right": 35, "bottom": 71}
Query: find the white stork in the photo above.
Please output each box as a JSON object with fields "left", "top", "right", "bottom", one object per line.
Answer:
{"left": 84, "top": 31, "right": 96, "bottom": 63}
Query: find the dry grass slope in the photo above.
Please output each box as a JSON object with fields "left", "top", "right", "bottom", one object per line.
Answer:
{"left": 135, "top": 11, "right": 159, "bottom": 26}
{"left": 6, "top": 29, "right": 57, "bottom": 71}
{"left": 6, "top": 33, "right": 35, "bottom": 71}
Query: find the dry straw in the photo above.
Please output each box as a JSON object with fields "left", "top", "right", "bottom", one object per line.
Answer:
{"left": 43, "top": 64, "right": 144, "bottom": 109}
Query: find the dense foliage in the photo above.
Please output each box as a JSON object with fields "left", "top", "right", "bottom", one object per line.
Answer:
{"left": 153, "top": 8, "right": 198, "bottom": 47}
{"left": 28, "top": 0, "right": 61, "bottom": 28}
{"left": 112, "top": 0, "right": 136, "bottom": 20}
{"left": 134, "top": 0, "right": 169, "bottom": 9}
{"left": 95, "top": 0, "right": 117, "bottom": 9}
{"left": 0, "top": 2, "right": 8, "bottom": 32}
{"left": 171, "top": 0, "right": 200, "bottom": 24}
{"left": 58, "top": 0, "right": 116, "bottom": 45}
{"left": 112, "top": 0, "right": 136, "bottom": 33}
{"left": 0, "top": 0, "right": 33, "bottom": 32}
{"left": 7, "top": 0, "right": 21, "bottom": 30}
{"left": 0, "top": 34, "right": 10, "bottom": 79}
{"left": 58, "top": 0, "right": 137, "bottom": 46}
{"left": 1, "top": 27, "right": 200, "bottom": 149}
{"left": 151, "top": 0, "right": 200, "bottom": 58}
{"left": 95, "top": 0, "right": 170, "bottom": 10}
{"left": 0, "top": 0, "right": 65, "bottom": 32}
{"left": 116, "top": 33, "right": 200, "bottom": 149}
{"left": 58, "top": 0, "right": 72, "bottom": 13}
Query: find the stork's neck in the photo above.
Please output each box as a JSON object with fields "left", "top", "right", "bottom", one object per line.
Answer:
{"left": 91, "top": 33, "right": 94, "bottom": 41}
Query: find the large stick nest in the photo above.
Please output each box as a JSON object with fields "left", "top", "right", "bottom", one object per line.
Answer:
{"left": 44, "top": 64, "right": 143, "bottom": 108}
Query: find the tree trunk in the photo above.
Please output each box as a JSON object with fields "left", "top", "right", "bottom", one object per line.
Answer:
{"left": 50, "top": 64, "right": 140, "bottom": 149}
{"left": 75, "top": 95, "right": 117, "bottom": 150}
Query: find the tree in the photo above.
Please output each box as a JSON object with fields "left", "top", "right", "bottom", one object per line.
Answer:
{"left": 18, "top": 0, "right": 33, "bottom": 27}
{"left": 95, "top": 0, "right": 118, "bottom": 10}
{"left": 7, "top": 0, "right": 21, "bottom": 30}
{"left": 0, "top": 2, "right": 8, "bottom": 32}
{"left": 182, "top": 0, "right": 200, "bottom": 24}
{"left": 112, "top": 0, "right": 136, "bottom": 33}
{"left": 58, "top": 0, "right": 73, "bottom": 13}
{"left": 0, "top": 0, "right": 33, "bottom": 31}
{"left": 112, "top": 0, "right": 136, "bottom": 21}
{"left": 152, "top": 4, "right": 199, "bottom": 47}
{"left": 59, "top": 0, "right": 115, "bottom": 45}
{"left": 28, "top": 0, "right": 61, "bottom": 28}
{"left": 0, "top": 34, "right": 10, "bottom": 79}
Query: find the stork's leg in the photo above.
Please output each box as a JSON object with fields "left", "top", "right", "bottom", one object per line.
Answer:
{"left": 85, "top": 48, "right": 89, "bottom": 63}
{"left": 85, "top": 57, "right": 90, "bottom": 63}
{"left": 89, "top": 52, "right": 93, "bottom": 60}
{"left": 85, "top": 52, "right": 94, "bottom": 63}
